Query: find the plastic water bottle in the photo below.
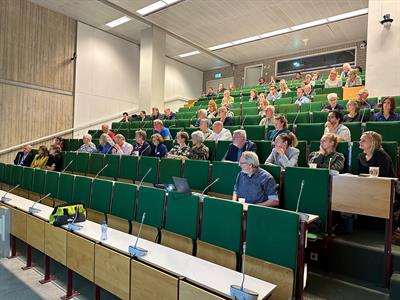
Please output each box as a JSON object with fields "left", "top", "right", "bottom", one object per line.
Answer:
{"left": 101, "top": 221, "right": 107, "bottom": 241}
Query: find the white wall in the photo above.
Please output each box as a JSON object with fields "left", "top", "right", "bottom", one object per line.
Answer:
{"left": 365, "top": 0, "right": 400, "bottom": 97}
{"left": 74, "top": 22, "right": 140, "bottom": 137}
{"left": 164, "top": 58, "right": 203, "bottom": 111}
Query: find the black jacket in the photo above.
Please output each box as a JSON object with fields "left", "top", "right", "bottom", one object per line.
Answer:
{"left": 14, "top": 152, "right": 34, "bottom": 167}
{"left": 222, "top": 141, "right": 257, "bottom": 162}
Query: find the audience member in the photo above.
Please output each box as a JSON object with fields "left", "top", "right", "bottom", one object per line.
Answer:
{"left": 167, "top": 131, "right": 190, "bottom": 159}
{"left": 153, "top": 119, "right": 172, "bottom": 140}
{"left": 31, "top": 146, "right": 49, "bottom": 169}
{"left": 345, "top": 69, "right": 362, "bottom": 87}
{"left": 303, "top": 84, "right": 315, "bottom": 98}
{"left": 267, "top": 115, "right": 290, "bottom": 141}
{"left": 259, "top": 105, "right": 275, "bottom": 127}
{"left": 97, "top": 133, "right": 114, "bottom": 154}
{"left": 357, "top": 89, "right": 374, "bottom": 109}
{"left": 151, "top": 107, "right": 164, "bottom": 120}
{"left": 163, "top": 108, "right": 176, "bottom": 120}
{"left": 138, "top": 110, "right": 148, "bottom": 122}
{"left": 233, "top": 151, "right": 279, "bottom": 207}
{"left": 357, "top": 131, "right": 395, "bottom": 177}
{"left": 324, "top": 111, "right": 351, "bottom": 142}
{"left": 206, "top": 87, "right": 216, "bottom": 98}
{"left": 222, "top": 130, "right": 256, "bottom": 162}
{"left": 340, "top": 63, "right": 351, "bottom": 78}
{"left": 195, "top": 109, "right": 212, "bottom": 127}
{"left": 373, "top": 96, "right": 400, "bottom": 121}
{"left": 120, "top": 112, "right": 130, "bottom": 122}
{"left": 265, "top": 133, "right": 299, "bottom": 168}
{"left": 322, "top": 93, "right": 344, "bottom": 111}
{"left": 258, "top": 77, "right": 266, "bottom": 85}
{"left": 222, "top": 90, "right": 234, "bottom": 104}
{"left": 266, "top": 85, "right": 281, "bottom": 102}
{"left": 325, "top": 68, "right": 342, "bottom": 88}
{"left": 46, "top": 144, "right": 62, "bottom": 172}
{"left": 207, "top": 100, "right": 218, "bottom": 118}
{"left": 217, "top": 83, "right": 226, "bottom": 93}
{"left": 151, "top": 133, "right": 168, "bottom": 158}
{"left": 189, "top": 131, "right": 209, "bottom": 160}
{"left": 218, "top": 107, "right": 233, "bottom": 126}
{"left": 354, "top": 65, "right": 363, "bottom": 73}
{"left": 101, "top": 124, "right": 115, "bottom": 140}
{"left": 14, "top": 145, "right": 34, "bottom": 166}
{"left": 308, "top": 133, "right": 345, "bottom": 172}
{"left": 258, "top": 94, "right": 270, "bottom": 114}
{"left": 278, "top": 79, "right": 291, "bottom": 97}
{"left": 269, "top": 75, "right": 277, "bottom": 85}
{"left": 78, "top": 134, "right": 97, "bottom": 153}
{"left": 229, "top": 83, "right": 236, "bottom": 92}
{"left": 54, "top": 137, "right": 64, "bottom": 151}
{"left": 208, "top": 121, "right": 232, "bottom": 141}
{"left": 293, "top": 88, "right": 310, "bottom": 105}
{"left": 304, "top": 74, "right": 314, "bottom": 87}
{"left": 312, "top": 71, "right": 321, "bottom": 83}
{"left": 132, "top": 130, "right": 152, "bottom": 156}
{"left": 343, "top": 100, "right": 362, "bottom": 122}
{"left": 249, "top": 89, "right": 259, "bottom": 102}
{"left": 294, "top": 72, "right": 302, "bottom": 80}
{"left": 112, "top": 134, "right": 133, "bottom": 155}
{"left": 200, "top": 119, "right": 213, "bottom": 140}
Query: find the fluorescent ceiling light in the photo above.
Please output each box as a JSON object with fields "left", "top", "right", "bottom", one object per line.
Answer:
{"left": 105, "top": 16, "right": 131, "bottom": 28}
{"left": 290, "top": 18, "right": 327, "bottom": 31}
{"left": 178, "top": 51, "right": 200, "bottom": 58}
{"left": 232, "top": 35, "right": 260, "bottom": 45}
{"left": 259, "top": 28, "right": 291, "bottom": 38}
{"left": 208, "top": 42, "right": 234, "bottom": 51}
{"left": 137, "top": 1, "right": 166, "bottom": 15}
{"left": 163, "top": 0, "right": 180, "bottom": 4}
{"left": 327, "top": 8, "right": 368, "bottom": 22}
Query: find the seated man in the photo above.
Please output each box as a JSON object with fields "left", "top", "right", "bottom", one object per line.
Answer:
{"left": 217, "top": 83, "right": 226, "bottom": 94}
{"left": 233, "top": 151, "right": 279, "bottom": 207}
{"left": 138, "top": 110, "right": 148, "bottom": 122}
{"left": 206, "top": 87, "right": 216, "bottom": 98}
{"left": 151, "top": 107, "right": 164, "bottom": 120}
{"left": 324, "top": 110, "right": 351, "bottom": 142}
{"left": 357, "top": 88, "right": 375, "bottom": 109}
{"left": 120, "top": 112, "right": 130, "bottom": 122}
{"left": 101, "top": 123, "right": 115, "bottom": 140}
{"left": 132, "top": 130, "right": 152, "bottom": 156}
{"left": 222, "top": 130, "right": 256, "bottom": 162}
{"left": 303, "top": 84, "right": 315, "bottom": 97}
{"left": 322, "top": 93, "right": 344, "bottom": 111}
{"left": 195, "top": 109, "right": 212, "bottom": 127}
{"left": 14, "top": 144, "right": 34, "bottom": 166}
{"left": 153, "top": 119, "right": 172, "bottom": 141}
{"left": 266, "top": 85, "right": 281, "bottom": 102}
{"left": 163, "top": 108, "right": 176, "bottom": 120}
{"left": 208, "top": 121, "right": 232, "bottom": 141}
{"left": 112, "top": 134, "right": 133, "bottom": 155}
{"left": 293, "top": 88, "right": 310, "bottom": 105}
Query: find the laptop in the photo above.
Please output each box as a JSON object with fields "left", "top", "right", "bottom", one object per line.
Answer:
{"left": 172, "top": 176, "right": 192, "bottom": 194}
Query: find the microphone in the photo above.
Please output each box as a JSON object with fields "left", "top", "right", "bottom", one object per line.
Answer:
{"left": 139, "top": 144, "right": 151, "bottom": 157}
{"left": 200, "top": 178, "right": 219, "bottom": 200}
{"left": 28, "top": 193, "right": 51, "bottom": 214}
{"left": 62, "top": 160, "right": 74, "bottom": 173}
{"left": 94, "top": 164, "right": 108, "bottom": 179}
{"left": 128, "top": 212, "right": 148, "bottom": 257}
{"left": 360, "top": 101, "right": 371, "bottom": 123}
{"left": 241, "top": 115, "right": 248, "bottom": 129}
{"left": 295, "top": 180, "right": 309, "bottom": 222}
{"left": 230, "top": 242, "right": 259, "bottom": 300}
{"left": 328, "top": 157, "right": 332, "bottom": 171}
{"left": 1, "top": 184, "right": 21, "bottom": 202}
{"left": 138, "top": 168, "right": 152, "bottom": 190}
{"left": 292, "top": 110, "right": 301, "bottom": 130}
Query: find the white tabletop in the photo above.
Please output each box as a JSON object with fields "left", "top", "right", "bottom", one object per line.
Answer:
{"left": 2, "top": 190, "right": 276, "bottom": 299}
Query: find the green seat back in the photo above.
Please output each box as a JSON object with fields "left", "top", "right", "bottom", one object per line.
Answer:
{"left": 242, "top": 107, "right": 258, "bottom": 116}
{"left": 138, "top": 156, "right": 159, "bottom": 184}
{"left": 159, "top": 158, "right": 182, "bottom": 184}
{"left": 210, "top": 161, "right": 241, "bottom": 196}
{"left": 58, "top": 173, "right": 74, "bottom": 203}
{"left": 0, "top": 163, "right": 5, "bottom": 183}
{"left": 346, "top": 122, "right": 362, "bottom": 141}
{"left": 312, "top": 111, "right": 329, "bottom": 123}
{"left": 75, "top": 152, "right": 90, "bottom": 174}
{"left": 4, "top": 164, "right": 13, "bottom": 185}
{"left": 246, "top": 206, "right": 299, "bottom": 269}
{"left": 111, "top": 182, "right": 137, "bottom": 221}
{"left": 103, "top": 154, "right": 120, "bottom": 179}
{"left": 254, "top": 141, "right": 272, "bottom": 163}
{"left": 88, "top": 153, "right": 104, "bottom": 175}
{"left": 62, "top": 151, "right": 77, "bottom": 171}
{"left": 295, "top": 140, "right": 307, "bottom": 167}
{"left": 165, "top": 192, "right": 200, "bottom": 239}
{"left": 286, "top": 112, "right": 310, "bottom": 124}
{"left": 204, "top": 140, "right": 216, "bottom": 161}
{"left": 176, "top": 119, "right": 191, "bottom": 128}
{"left": 170, "top": 128, "right": 184, "bottom": 139}
{"left": 323, "top": 87, "right": 343, "bottom": 99}
{"left": 243, "top": 115, "right": 261, "bottom": 125}
{"left": 136, "top": 186, "right": 165, "bottom": 228}
{"left": 301, "top": 102, "right": 323, "bottom": 112}
{"left": 313, "top": 94, "right": 329, "bottom": 103}
{"left": 215, "top": 140, "right": 232, "bottom": 161}
{"left": 119, "top": 155, "right": 137, "bottom": 182}
{"left": 278, "top": 97, "right": 292, "bottom": 104}
{"left": 91, "top": 179, "right": 113, "bottom": 214}
{"left": 12, "top": 165, "right": 23, "bottom": 186}
{"left": 73, "top": 175, "right": 92, "bottom": 207}
{"left": 163, "top": 120, "right": 175, "bottom": 128}
{"left": 183, "top": 159, "right": 210, "bottom": 191}
{"left": 284, "top": 167, "right": 330, "bottom": 232}
{"left": 365, "top": 121, "right": 400, "bottom": 143}
{"left": 32, "top": 169, "right": 46, "bottom": 194}
{"left": 201, "top": 197, "right": 242, "bottom": 253}
{"left": 295, "top": 123, "right": 325, "bottom": 143}
{"left": 259, "top": 164, "right": 281, "bottom": 186}
{"left": 243, "top": 125, "right": 265, "bottom": 140}
{"left": 21, "top": 167, "right": 34, "bottom": 191}
{"left": 44, "top": 171, "right": 59, "bottom": 199}
{"left": 277, "top": 104, "right": 298, "bottom": 114}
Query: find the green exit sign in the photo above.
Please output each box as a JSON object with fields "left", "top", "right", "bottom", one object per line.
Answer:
{"left": 214, "top": 72, "right": 222, "bottom": 79}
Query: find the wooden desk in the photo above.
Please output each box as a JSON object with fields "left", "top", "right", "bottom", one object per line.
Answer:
{"left": 67, "top": 232, "right": 95, "bottom": 281}
{"left": 45, "top": 222, "right": 67, "bottom": 265}
{"left": 26, "top": 214, "right": 45, "bottom": 252}
{"left": 179, "top": 281, "right": 225, "bottom": 300}
{"left": 10, "top": 207, "right": 27, "bottom": 242}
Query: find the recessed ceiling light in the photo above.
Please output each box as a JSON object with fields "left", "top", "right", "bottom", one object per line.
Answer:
{"left": 208, "top": 42, "right": 234, "bottom": 51}
{"left": 259, "top": 28, "right": 291, "bottom": 39}
{"left": 232, "top": 36, "right": 261, "bottom": 45}
{"left": 178, "top": 51, "right": 201, "bottom": 58}
{"left": 137, "top": 1, "right": 166, "bottom": 16}
{"left": 105, "top": 16, "right": 131, "bottom": 28}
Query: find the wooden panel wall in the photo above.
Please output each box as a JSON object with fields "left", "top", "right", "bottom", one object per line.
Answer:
{"left": 0, "top": 0, "right": 76, "bottom": 163}
{"left": 0, "top": 0, "right": 76, "bottom": 92}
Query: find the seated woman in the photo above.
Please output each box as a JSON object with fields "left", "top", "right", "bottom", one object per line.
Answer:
{"left": 218, "top": 107, "right": 233, "bottom": 126}
{"left": 46, "top": 144, "right": 62, "bottom": 172}
{"left": 357, "top": 131, "right": 395, "bottom": 177}
{"left": 248, "top": 89, "right": 259, "bottom": 102}
{"left": 229, "top": 82, "right": 236, "bottom": 92}
{"left": 343, "top": 100, "right": 361, "bottom": 122}
{"left": 167, "top": 131, "right": 190, "bottom": 159}
{"left": 54, "top": 136, "right": 64, "bottom": 151}
{"left": 199, "top": 119, "right": 213, "bottom": 140}
{"left": 324, "top": 68, "right": 342, "bottom": 88}
{"left": 97, "top": 133, "right": 114, "bottom": 154}
{"left": 78, "top": 133, "right": 97, "bottom": 153}
{"left": 31, "top": 145, "right": 49, "bottom": 169}
{"left": 345, "top": 69, "right": 362, "bottom": 87}
{"left": 120, "top": 112, "right": 130, "bottom": 122}
{"left": 222, "top": 90, "right": 234, "bottom": 105}
{"left": 373, "top": 96, "right": 400, "bottom": 121}
{"left": 189, "top": 131, "right": 209, "bottom": 160}
{"left": 266, "top": 115, "right": 290, "bottom": 141}
{"left": 265, "top": 132, "right": 299, "bottom": 168}
{"left": 207, "top": 100, "right": 218, "bottom": 119}
{"left": 308, "top": 133, "right": 345, "bottom": 173}
{"left": 278, "top": 79, "right": 291, "bottom": 98}
{"left": 194, "top": 109, "right": 212, "bottom": 127}
{"left": 258, "top": 96, "right": 270, "bottom": 116}
{"left": 259, "top": 105, "right": 275, "bottom": 127}
{"left": 151, "top": 133, "right": 168, "bottom": 158}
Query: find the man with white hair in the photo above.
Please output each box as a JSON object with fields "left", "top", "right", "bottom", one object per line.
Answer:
{"left": 208, "top": 121, "right": 232, "bottom": 141}
{"left": 112, "top": 134, "right": 133, "bottom": 155}
{"left": 199, "top": 119, "right": 213, "bottom": 140}
{"left": 78, "top": 134, "right": 97, "bottom": 153}
{"left": 233, "top": 151, "right": 279, "bottom": 207}
{"left": 222, "top": 130, "right": 256, "bottom": 162}
{"left": 357, "top": 88, "right": 375, "bottom": 109}
{"left": 195, "top": 109, "right": 212, "bottom": 127}
{"left": 101, "top": 123, "right": 115, "bottom": 140}
{"left": 14, "top": 145, "right": 34, "bottom": 166}
{"left": 322, "top": 93, "right": 344, "bottom": 111}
